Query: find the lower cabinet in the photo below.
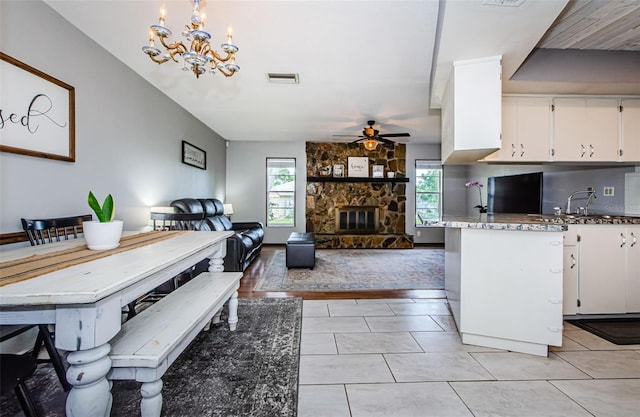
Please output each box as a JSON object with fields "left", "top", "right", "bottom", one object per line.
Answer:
{"left": 564, "top": 225, "right": 640, "bottom": 315}
{"left": 626, "top": 227, "right": 640, "bottom": 312}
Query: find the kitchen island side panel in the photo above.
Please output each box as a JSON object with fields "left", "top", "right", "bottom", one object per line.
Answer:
{"left": 445, "top": 228, "right": 564, "bottom": 356}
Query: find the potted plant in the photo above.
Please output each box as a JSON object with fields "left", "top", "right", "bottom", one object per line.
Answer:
{"left": 83, "top": 191, "right": 124, "bottom": 250}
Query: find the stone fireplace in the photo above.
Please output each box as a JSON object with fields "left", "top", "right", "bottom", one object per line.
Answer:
{"left": 305, "top": 142, "right": 413, "bottom": 249}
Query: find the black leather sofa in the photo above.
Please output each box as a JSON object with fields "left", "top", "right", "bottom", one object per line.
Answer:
{"left": 170, "top": 198, "right": 264, "bottom": 272}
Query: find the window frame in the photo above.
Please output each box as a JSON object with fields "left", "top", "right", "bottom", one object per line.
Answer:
{"left": 266, "top": 157, "right": 296, "bottom": 227}
{"left": 415, "top": 160, "right": 442, "bottom": 226}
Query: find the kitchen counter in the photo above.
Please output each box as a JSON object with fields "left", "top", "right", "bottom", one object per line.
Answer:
{"left": 439, "top": 213, "right": 640, "bottom": 230}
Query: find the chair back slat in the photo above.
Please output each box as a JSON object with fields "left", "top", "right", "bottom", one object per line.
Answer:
{"left": 150, "top": 212, "right": 204, "bottom": 231}
{"left": 21, "top": 215, "right": 93, "bottom": 246}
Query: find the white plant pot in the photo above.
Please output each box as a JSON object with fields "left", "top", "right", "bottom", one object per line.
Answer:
{"left": 82, "top": 220, "right": 124, "bottom": 250}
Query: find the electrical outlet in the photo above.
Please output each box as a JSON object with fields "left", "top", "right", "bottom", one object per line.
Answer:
{"left": 603, "top": 186, "right": 615, "bottom": 196}
{"left": 416, "top": 230, "right": 422, "bottom": 237}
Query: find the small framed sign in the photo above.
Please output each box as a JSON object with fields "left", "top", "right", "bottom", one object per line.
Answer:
{"left": 333, "top": 164, "right": 344, "bottom": 177}
{"left": 347, "top": 157, "right": 368, "bottom": 177}
{"left": 182, "top": 140, "right": 206, "bottom": 170}
{"left": 372, "top": 165, "right": 384, "bottom": 178}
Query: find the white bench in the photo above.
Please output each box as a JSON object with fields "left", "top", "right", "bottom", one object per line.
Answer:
{"left": 107, "top": 271, "right": 242, "bottom": 417}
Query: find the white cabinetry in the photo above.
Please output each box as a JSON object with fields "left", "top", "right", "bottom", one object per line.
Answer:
{"left": 552, "top": 98, "right": 620, "bottom": 162}
{"left": 576, "top": 226, "right": 627, "bottom": 314}
{"left": 621, "top": 99, "right": 640, "bottom": 162}
{"left": 569, "top": 225, "right": 640, "bottom": 315}
{"left": 484, "top": 96, "right": 552, "bottom": 162}
{"left": 562, "top": 229, "right": 578, "bottom": 315}
{"left": 441, "top": 56, "right": 502, "bottom": 164}
{"left": 625, "top": 227, "right": 640, "bottom": 312}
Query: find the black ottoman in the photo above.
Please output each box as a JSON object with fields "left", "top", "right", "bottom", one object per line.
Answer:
{"left": 286, "top": 232, "right": 315, "bottom": 269}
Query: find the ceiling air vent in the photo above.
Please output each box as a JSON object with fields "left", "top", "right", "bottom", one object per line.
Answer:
{"left": 266, "top": 73, "right": 299, "bottom": 84}
{"left": 482, "top": 0, "right": 525, "bottom": 6}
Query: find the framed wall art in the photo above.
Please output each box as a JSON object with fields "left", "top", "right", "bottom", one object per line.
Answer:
{"left": 0, "top": 52, "right": 76, "bottom": 162}
{"left": 333, "top": 164, "right": 344, "bottom": 177}
{"left": 347, "top": 157, "right": 368, "bottom": 177}
{"left": 182, "top": 140, "right": 206, "bottom": 170}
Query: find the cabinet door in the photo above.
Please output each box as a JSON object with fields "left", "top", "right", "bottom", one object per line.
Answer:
{"left": 626, "top": 227, "right": 640, "bottom": 312}
{"left": 484, "top": 96, "right": 551, "bottom": 162}
{"left": 553, "top": 98, "right": 619, "bottom": 162}
{"left": 553, "top": 98, "right": 586, "bottom": 161}
{"left": 563, "top": 229, "right": 578, "bottom": 315}
{"left": 578, "top": 227, "right": 627, "bottom": 314}
{"left": 484, "top": 96, "right": 517, "bottom": 161}
{"left": 585, "top": 98, "right": 620, "bottom": 161}
{"left": 621, "top": 99, "right": 640, "bottom": 162}
{"left": 518, "top": 97, "right": 552, "bottom": 161}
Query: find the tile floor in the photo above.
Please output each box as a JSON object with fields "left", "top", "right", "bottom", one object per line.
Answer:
{"left": 297, "top": 298, "right": 640, "bottom": 417}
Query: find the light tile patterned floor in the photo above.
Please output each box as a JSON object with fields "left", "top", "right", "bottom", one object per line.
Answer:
{"left": 297, "top": 299, "right": 640, "bottom": 417}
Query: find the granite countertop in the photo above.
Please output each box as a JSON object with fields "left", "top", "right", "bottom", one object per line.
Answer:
{"left": 438, "top": 213, "right": 640, "bottom": 231}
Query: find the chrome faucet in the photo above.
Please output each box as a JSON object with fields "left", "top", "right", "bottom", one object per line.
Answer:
{"left": 566, "top": 187, "right": 597, "bottom": 215}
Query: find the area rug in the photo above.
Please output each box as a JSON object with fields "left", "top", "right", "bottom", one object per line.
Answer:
{"left": 0, "top": 297, "right": 302, "bottom": 417}
{"left": 566, "top": 317, "right": 640, "bottom": 345}
{"left": 256, "top": 248, "right": 444, "bottom": 292}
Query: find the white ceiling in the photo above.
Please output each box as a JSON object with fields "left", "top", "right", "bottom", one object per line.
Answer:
{"left": 44, "top": 0, "right": 640, "bottom": 145}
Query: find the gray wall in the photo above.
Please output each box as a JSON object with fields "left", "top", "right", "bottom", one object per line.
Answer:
{"left": 463, "top": 164, "right": 638, "bottom": 216}
{"left": 227, "top": 141, "right": 447, "bottom": 244}
{"left": 0, "top": 1, "right": 226, "bottom": 237}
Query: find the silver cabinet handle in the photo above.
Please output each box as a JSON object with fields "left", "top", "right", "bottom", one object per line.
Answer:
{"left": 520, "top": 144, "right": 525, "bottom": 158}
{"left": 621, "top": 233, "right": 626, "bottom": 247}
{"left": 570, "top": 254, "right": 576, "bottom": 269}
{"left": 589, "top": 144, "right": 594, "bottom": 157}
{"left": 580, "top": 144, "right": 586, "bottom": 157}
{"left": 632, "top": 232, "right": 637, "bottom": 247}
{"left": 511, "top": 144, "right": 516, "bottom": 157}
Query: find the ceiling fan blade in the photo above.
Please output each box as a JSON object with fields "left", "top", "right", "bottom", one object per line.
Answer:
{"left": 333, "top": 134, "right": 364, "bottom": 137}
{"left": 378, "top": 138, "right": 396, "bottom": 145}
{"left": 351, "top": 138, "right": 365, "bottom": 144}
{"left": 378, "top": 133, "right": 410, "bottom": 138}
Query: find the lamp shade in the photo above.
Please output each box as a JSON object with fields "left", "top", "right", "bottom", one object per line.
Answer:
{"left": 223, "top": 204, "right": 234, "bottom": 215}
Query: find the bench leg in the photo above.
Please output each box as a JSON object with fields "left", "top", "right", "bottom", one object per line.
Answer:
{"left": 228, "top": 291, "right": 239, "bottom": 331}
{"left": 140, "top": 379, "right": 163, "bottom": 417}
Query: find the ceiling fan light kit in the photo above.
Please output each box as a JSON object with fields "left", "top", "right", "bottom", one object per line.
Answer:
{"left": 334, "top": 120, "right": 410, "bottom": 151}
{"left": 142, "top": 0, "right": 239, "bottom": 79}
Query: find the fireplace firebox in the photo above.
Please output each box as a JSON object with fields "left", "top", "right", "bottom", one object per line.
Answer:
{"left": 335, "top": 206, "right": 379, "bottom": 234}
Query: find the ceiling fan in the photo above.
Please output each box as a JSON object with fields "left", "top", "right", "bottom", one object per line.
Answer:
{"left": 334, "top": 120, "right": 410, "bottom": 150}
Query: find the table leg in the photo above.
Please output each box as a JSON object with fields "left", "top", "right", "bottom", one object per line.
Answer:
{"left": 65, "top": 343, "right": 112, "bottom": 417}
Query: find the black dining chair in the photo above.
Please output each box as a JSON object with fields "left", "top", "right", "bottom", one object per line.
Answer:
{"left": 0, "top": 353, "right": 42, "bottom": 417}
{"left": 13, "top": 214, "right": 94, "bottom": 392}
{"left": 21, "top": 214, "right": 92, "bottom": 246}
{"left": 124, "top": 211, "right": 206, "bottom": 319}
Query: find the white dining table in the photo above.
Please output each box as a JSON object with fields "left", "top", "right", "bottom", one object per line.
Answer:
{"left": 0, "top": 230, "right": 233, "bottom": 417}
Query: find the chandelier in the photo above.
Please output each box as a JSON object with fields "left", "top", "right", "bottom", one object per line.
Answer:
{"left": 142, "top": 0, "right": 239, "bottom": 79}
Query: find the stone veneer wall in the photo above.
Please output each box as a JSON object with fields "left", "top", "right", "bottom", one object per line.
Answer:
{"left": 306, "top": 142, "right": 413, "bottom": 249}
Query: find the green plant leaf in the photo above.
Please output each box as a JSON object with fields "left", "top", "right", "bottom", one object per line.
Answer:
{"left": 102, "top": 194, "right": 115, "bottom": 222}
{"left": 88, "top": 191, "right": 105, "bottom": 222}
{"left": 88, "top": 191, "right": 115, "bottom": 222}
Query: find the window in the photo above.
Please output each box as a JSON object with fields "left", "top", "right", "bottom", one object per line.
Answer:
{"left": 415, "top": 160, "right": 442, "bottom": 226}
{"left": 266, "top": 158, "right": 296, "bottom": 227}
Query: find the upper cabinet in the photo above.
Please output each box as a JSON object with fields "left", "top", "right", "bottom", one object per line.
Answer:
{"left": 552, "top": 98, "right": 620, "bottom": 162}
{"left": 484, "top": 96, "right": 552, "bottom": 162}
{"left": 621, "top": 98, "right": 640, "bottom": 162}
{"left": 441, "top": 56, "right": 502, "bottom": 164}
